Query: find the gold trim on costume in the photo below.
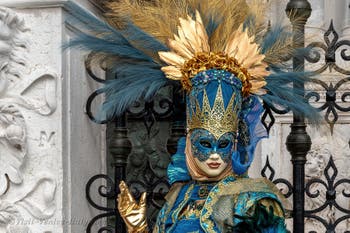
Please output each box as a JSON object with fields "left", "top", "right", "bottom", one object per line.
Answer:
{"left": 200, "top": 176, "right": 288, "bottom": 233}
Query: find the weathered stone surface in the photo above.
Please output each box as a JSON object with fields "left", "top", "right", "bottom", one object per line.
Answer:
{"left": 0, "top": 1, "right": 105, "bottom": 232}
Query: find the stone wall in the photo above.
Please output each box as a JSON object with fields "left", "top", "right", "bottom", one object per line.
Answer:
{"left": 0, "top": 1, "right": 106, "bottom": 232}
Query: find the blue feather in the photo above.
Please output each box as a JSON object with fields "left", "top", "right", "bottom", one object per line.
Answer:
{"left": 262, "top": 70, "right": 321, "bottom": 123}
{"left": 66, "top": 1, "right": 321, "bottom": 126}
{"left": 260, "top": 25, "right": 291, "bottom": 53}
{"left": 101, "top": 67, "right": 167, "bottom": 118}
{"left": 65, "top": 1, "right": 169, "bottom": 119}
{"left": 243, "top": 14, "right": 257, "bottom": 31}
{"left": 65, "top": 2, "right": 122, "bottom": 37}
{"left": 68, "top": 32, "right": 154, "bottom": 61}
{"left": 66, "top": 2, "right": 167, "bottom": 60}
{"left": 205, "top": 16, "right": 219, "bottom": 38}
{"left": 121, "top": 22, "right": 168, "bottom": 52}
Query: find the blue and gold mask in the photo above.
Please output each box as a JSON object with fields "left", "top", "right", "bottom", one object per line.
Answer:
{"left": 190, "top": 128, "right": 235, "bottom": 163}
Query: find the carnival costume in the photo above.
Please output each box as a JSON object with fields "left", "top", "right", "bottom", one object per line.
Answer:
{"left": 68, "top": 1, "right": 321, "bottom": 232}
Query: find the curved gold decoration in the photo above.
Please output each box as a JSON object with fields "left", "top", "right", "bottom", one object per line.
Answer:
{"left": 187, "top": 85, "right": 239, "bottom": 139}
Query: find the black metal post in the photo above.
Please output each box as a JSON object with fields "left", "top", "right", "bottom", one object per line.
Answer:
{"left": 167, "top": 88, "right": 186, "bottom": 155}
{"left": 110, "top": 115, "right": 131, "bottom": 233}
{"left": 285, "top": 1, "right": 312, "bottom": 233}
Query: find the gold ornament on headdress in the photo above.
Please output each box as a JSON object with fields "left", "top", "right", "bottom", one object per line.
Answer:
{"left": 187, "top": 85, "right": 240, "bottom": 139}
{"left": 158, "top": 11, "right": 270, "bottom": 96}
{"left": 102, "top": 0, "right": 300, "bottom": 137}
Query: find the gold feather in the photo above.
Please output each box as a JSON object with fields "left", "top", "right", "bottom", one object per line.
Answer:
{"left": 103, "top": 0, "right": 270, "bottom": 56}
{"left": 245, "top": 0, "right": 270, "bottom": 42}
{"left": 161, "top": 66, "right": 183, "bottom": 80}
{"left": 178, "top": 17, "right": 201, "bottom": 53}
{"left": 104, "top": 0, "right": 190, "bottom": 44}
{"left": 249, "top": 66, "right": 270, "bottom": 78}
{"left": 100, "top": 0, "right": 298, "bottom": 95}
{"left": 243, "top": 53, "right": 265, "bottom": 68}
{"left": 158, "top": 51, "right": 185, "bottom": 67}
{"left": 168, "top": 38, "right": 193, "bottom": 60}
{"left": 159, "top": 10, "right": 214, "bottom": 83}
{"left": 209, "top": 0, "right": 250, "bottom": 52}
{"left": 224, "top": 24, "right": 243, "bottom": 57}
{"left": 195, "top": 10, "right": 210, "bottom": 52}
{"left": 251, "top": 88, "right": 267, "bottom": 95}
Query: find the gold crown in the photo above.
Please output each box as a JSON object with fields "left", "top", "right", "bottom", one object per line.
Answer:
{"left": 187, "top": 85, "right": 240, "bottom": 139}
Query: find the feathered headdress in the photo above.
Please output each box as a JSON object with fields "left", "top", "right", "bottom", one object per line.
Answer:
{"left": 67, "top": 0, "right": 320, "bottom": 179}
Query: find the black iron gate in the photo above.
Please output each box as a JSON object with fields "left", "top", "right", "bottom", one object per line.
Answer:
{"left": 84, "top": 1, "right": 350, "bottom": 232}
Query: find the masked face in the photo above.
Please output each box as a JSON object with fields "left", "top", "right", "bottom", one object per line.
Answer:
{"left": 190, "top": 129, "right": 235, "bottom": 177}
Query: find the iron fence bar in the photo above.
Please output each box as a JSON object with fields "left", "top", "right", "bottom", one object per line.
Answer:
{"left": 285, "top": 1, "right": 312, "bottom": 233}
{"left": 110, "top": 116, "right": 131, "bottom": 233}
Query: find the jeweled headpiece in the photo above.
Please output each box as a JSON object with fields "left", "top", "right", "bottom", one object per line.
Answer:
{"left": 156, "top": 11, "right": 269, "bottom": 137}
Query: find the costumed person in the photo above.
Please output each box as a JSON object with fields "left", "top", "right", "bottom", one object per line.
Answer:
{"left": 67, "top": 0, "right": 320, "bottom": 232}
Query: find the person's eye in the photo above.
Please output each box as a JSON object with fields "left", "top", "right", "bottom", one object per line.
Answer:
{"left": 199, "top": 140, "right": 212, "bottom": 148}
{"left": 218, "top": 140, "right": 229, "bottom": 148}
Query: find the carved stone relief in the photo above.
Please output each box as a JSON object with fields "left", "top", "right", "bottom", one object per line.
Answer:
{"left": 0, "top": 7, "right": 58, "bottom": 233}
{"left": 0, "top": 6, "right": 29, "bottom": 197}
{"left": 1, "top": 176, "right": 56, "bottom": 233}
{"left": 0, "top": 104, "right": 26, "bottom": 195}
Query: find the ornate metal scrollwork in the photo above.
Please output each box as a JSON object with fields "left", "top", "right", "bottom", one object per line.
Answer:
{"left": 262, "top": 21, "right": 350, "bottom": 133}
{"left": 306, "top": 77, "right": 350, "bottom": 132}
{"left": 85, "top": 174, "right": 116, "bottom": 233}
{"left": 127, "top": 94, "right": 173, "bottom": 135}
{"left": 301, "top": 21, "right": 350, "bottom": 132}
{"left": 261, "top": 156, "right": 293, "bottom": 198}
{"left": 305, "top": 21, "right": 350, "bottom": 75}
{"left": 261, "top": 101, "right": 290, "bottom": 134}
{"left": 305, "top": 156, "right": 350, "bottom": 233}
{"left": 85, "top": 52, "right": 110, "bottom": 124}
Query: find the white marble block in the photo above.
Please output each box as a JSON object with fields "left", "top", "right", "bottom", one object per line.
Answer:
{"left": 0, "top": 1, "right": 106, "bottom": 233}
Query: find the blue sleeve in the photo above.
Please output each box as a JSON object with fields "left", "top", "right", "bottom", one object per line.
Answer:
{"left": 233, "top": 192, "right": 289, "bottom": 233}
{"left": 233, "top": 202, "right": 289, "bottom": 233}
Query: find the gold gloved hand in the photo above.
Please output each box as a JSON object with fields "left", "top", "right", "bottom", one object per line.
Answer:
{"left": 117, "top": 181, "right": 148, "bottom": 233}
